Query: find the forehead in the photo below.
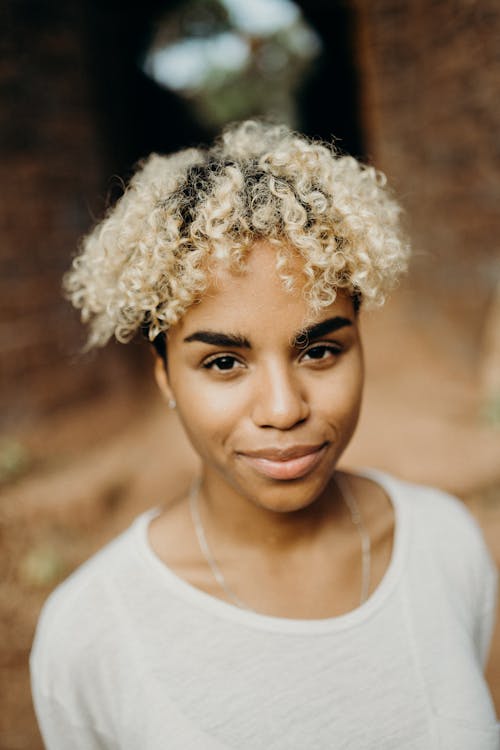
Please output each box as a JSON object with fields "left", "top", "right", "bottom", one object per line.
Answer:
{"left": 209, "top": 240, "right": 301, "bottom": 307}
{"left": 173, "top": 241, "right": 354, "bottom": 337}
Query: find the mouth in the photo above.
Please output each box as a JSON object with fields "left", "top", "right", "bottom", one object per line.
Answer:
{"left": 237, "top": 443, "right": 328, "bottom": 481}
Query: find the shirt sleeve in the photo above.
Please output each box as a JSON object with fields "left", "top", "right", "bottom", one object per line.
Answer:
{"left": 474, "top": 534, "right": 498, "bottom": 668}
{"left": 29, "top": 576, "right": 119, "bottom": 750}
{"left": 30, "top": 643, "right": 119, "bottom": 750}
{"left": 31, "top": 683, "right": 117, "bottom": 750}
{"left": 421, "top": 483, "right": 498, "bottom": 670}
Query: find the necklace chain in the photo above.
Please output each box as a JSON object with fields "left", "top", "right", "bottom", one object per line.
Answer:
{"left": 334, "top": 473, "right": 371, "bottom": 604}
{"left": 189, "top": 475, "right": 371, "bottom": 612}
{"left": 189, "top": 477, "right": 251, "bottom": 610}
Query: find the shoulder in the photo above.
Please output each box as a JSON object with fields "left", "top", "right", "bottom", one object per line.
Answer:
{"left": 365, "top": 469, "right": 497, "bottom": 601}
{"left": 365, "top": 468, "right": 486, "bottom": 541}
{"left": 30, "top": 512, "right": 152, "bottom": 695}
{"left": 368, "top": 470, "right": 499, "bottom": 671}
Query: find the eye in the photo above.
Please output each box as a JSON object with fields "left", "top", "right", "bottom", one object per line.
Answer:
{"left": 202, "top": 354, "right": 245, "bottom": 373}
{"left": 300, "top": 343, "right": 342, "bottom": 363}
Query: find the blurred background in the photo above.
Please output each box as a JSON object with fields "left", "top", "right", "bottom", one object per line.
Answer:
{"left": 1, "top": 0, "right": 500, "bottom": 746}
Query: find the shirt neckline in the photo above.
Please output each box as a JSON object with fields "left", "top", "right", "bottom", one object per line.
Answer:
{"left": 133, "top": 467, "right": 410, "bottom": 634}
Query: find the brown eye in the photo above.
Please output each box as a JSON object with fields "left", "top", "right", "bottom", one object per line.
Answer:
{"left": 301, "top": 344, "right": 342, "bottom": 362}
{"left": 202, "top": 355, "right": 243, "bottom": 372}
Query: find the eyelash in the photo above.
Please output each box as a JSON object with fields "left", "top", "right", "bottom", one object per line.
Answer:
{"left": 201, "top": 343, "right": 343, "bottom": 373}
{"left": 202, "top": 354, "right": 244, "bottom": 372}
{"left": 301, "top": 343, "right": 343, "bottom": 362}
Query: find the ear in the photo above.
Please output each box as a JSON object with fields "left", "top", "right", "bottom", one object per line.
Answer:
{"left": 154, "top": 355, "right": 174, "bottom": 405}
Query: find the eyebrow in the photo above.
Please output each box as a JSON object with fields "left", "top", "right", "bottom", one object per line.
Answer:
{"left": 295, "top": 316, "right": 352, "bottom": 345}
{"left": 183, "top": 316, "right": 352, "bottom": 349}
{"left": 183, "top": 331, "right": 251, "bottom": 348}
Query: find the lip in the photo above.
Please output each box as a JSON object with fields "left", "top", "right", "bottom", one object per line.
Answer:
{"left": 237, "top": 443, "right": 328, "bottom": 481}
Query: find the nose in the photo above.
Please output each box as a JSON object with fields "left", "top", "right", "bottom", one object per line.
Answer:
{"left": 251, "top": 362, "right": 309, "bottom": 430}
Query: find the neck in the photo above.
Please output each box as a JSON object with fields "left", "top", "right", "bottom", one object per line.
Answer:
{"left": 197, "top": 468, "right": 346, "bottom": 554}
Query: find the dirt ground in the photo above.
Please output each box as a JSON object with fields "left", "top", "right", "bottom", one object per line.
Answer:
{"left": 1, "top": 300, "right": 500, "bottom": 749}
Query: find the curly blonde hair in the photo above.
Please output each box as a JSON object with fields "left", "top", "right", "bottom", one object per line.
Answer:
{"left": 64, "top": 120, "right": 410, "bottom": 348}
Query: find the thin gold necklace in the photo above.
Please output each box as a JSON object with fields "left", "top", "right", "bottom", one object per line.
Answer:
{"left": 189, "top": 474, "right": 371, "bottom": 612}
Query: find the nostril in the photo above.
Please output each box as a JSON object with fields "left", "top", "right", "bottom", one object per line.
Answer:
{"left": 252, "top": 381, "right": 309, "bottom": 430}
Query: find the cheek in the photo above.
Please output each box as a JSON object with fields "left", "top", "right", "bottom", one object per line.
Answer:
{"left": 345, "top": 361, "right": 364, "bottom": 414}
{"left": 172, "top": 375, "right": 244, "bottom": 454}
{"left": 319, "top": 357, "right": 364, "bottom": 426}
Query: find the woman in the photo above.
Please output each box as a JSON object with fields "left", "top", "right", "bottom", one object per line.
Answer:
{"left": 31, "top": 121, "right": 498, "bottom": 748}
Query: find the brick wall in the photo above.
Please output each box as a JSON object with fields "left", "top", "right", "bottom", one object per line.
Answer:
{"left": 3, "top": 0, "right": 499, "bottom": 428}
{"left": 0, "top": 1, "right": 136, "bottom": 429}
{"left": 354, "top": 0, "right": 500, "bottom": 373}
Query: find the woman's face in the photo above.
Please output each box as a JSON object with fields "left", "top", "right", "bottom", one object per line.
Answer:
{"left": 158, "top": 241, "right": 364, "bottom": 513}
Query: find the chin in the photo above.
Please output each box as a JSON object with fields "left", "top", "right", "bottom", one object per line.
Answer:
{"left": 241, "top": 472, "right": 334, "bottom": 515}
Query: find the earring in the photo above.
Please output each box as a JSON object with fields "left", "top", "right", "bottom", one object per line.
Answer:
{"left": 168, "top": 398, "right": 176, "bottom": 410}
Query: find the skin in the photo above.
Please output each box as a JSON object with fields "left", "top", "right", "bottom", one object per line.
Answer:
{"left": 150, "top": 240, "right": 395, "bottom": 618}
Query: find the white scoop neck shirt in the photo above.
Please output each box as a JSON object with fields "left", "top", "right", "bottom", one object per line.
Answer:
{"left": 31, "top": 468, "right": 499, "bottom": 749}
{"left": 136, "top": 467, "right": 407, "bottom": 634}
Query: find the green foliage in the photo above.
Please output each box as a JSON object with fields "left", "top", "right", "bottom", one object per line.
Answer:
{"left": 18, "top": 543, "right": 67, "bottom": 588}
{"left": 0, "top": 438, "right": 31, "bottom": 484}
{"left": 480, "top": 392, "right": 500, "bottom": 428}
{"left": 143, "top": 0, "right": 320, "bottom": 129}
